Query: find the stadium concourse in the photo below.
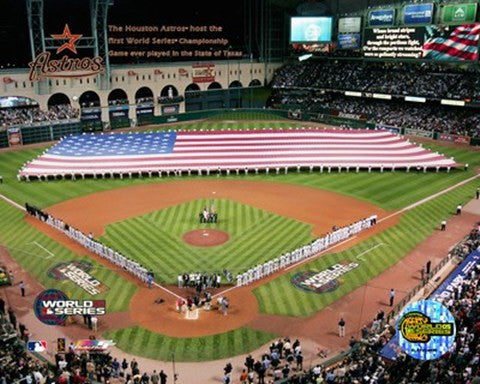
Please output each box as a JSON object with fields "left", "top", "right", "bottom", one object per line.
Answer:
{"left": 1, "top": 196, "right": 480, "bottom": 383}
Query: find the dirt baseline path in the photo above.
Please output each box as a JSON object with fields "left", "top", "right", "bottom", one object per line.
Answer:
{"left": 45, "top": 179, "right": 387, "bottom": 238}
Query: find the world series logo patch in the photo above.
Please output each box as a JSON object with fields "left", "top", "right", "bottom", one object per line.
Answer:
{"left": 397, "top": 300, "right": 456, "bottom": 360}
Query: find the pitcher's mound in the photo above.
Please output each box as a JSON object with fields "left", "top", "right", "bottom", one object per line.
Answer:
{"left": 182, "top": 229, "right": 230, "bottom": 247}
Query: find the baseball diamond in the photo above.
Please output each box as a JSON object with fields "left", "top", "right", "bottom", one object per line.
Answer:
{"left": 2, "top": 1, "right": 480, "bottom": 383}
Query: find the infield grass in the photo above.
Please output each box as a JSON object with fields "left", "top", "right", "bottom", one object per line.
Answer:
{"left": 104, "top": 326, "right": 277, "bottom": 362}
{"left": 99, "top": 199, "right": 315, "bottom": 283}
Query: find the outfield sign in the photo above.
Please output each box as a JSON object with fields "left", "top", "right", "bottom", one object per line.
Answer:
{"left": 291, "top": 262, "right": 359, "bottom": 294}
{"left": 368, "top": 9, "right": 396, "bottom": 26}
{"left": 404, "top": 3, "right": 434, "bottom": 25}
{"left": 404, "top": 127, "right": 433, "bottom": 138}
{"left": 376, "top": 124, "right": 401, "bottom": 134}
{"left": 48, "top": 261, "right": 108, "bottom": 296}
{"left": 338, "top": 34, "right": 361, "bottom": 49}
{"left": 442, "top": 3, "right": 477, "bottom": 24}
{"left": 437, "top": 133, "right": 455, "bottom": 142}
{"left": 437, "top": 133, "right": 470, "bottom": 144}
{"left": 338, "top": 17, "right": 362, "bottom": 33}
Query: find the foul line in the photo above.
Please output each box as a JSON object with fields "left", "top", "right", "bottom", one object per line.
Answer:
{"left": 152, "top": 281, "right": 183, "bottom": 300}
{"left": 379, "top": 173, "right": 480, "bottom": 224}
{"left": 0, "top": 194, "right": 25, "bottom": 211}
{"left": 356, "top": 243, "right": 385, "bottom": 260}
{"left": 31, "top": 241, "right": 55, "bottom": 259}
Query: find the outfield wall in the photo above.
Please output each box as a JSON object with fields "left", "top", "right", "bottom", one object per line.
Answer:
{"left": 0, "top": 107, "right": 477, "bottom": 149}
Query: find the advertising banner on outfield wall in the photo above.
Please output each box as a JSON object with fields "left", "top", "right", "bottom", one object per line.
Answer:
{"left": 454, "top": 135, "right": 471, "bottom": 145}
{"left": 442, "top": 3, "right": 477, "bottom": 24}
{"left": 161, "top": 105, "right": 179, "bottom": 115}
{"left": 437, "top": 133, "right": 455, "bottom": 142}
{"left": 437, "top": 133, "right": 471, "bottom": 144}
{"left": 405, "top": 128, "right": 433, "bottom": 138}
{"left": 338, "top": 17, "right": 362, "bottom": 33}
{"left": 376, "top": 124, "right": 401, "bottom": 134}
{"left": 7, "top": 127, "right": 22, "bottom": 146}
{"left": 404, "top": 3, "right": 434, "bottom": 25}
{"left": 368, "top": 9, "right": 396, "bottom": 26}
{"left": 338, "top": 34, "right": 361, "bottom": 49}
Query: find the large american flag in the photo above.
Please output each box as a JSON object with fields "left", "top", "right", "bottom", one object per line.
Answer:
{"left": 18, "top": 129, "right": 457, "bottom": 179}
{"left": 423, "top": 24, "right": 480, "bottom": 61}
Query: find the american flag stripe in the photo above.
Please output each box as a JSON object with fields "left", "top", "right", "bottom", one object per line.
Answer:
{"left": 423, "top": 24, "right": 480, "bottom": 61}
{"left": 18, "top": 129, "right": 457, "bottom": 178}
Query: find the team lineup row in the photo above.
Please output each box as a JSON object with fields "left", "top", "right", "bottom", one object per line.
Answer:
{"left": 235, "top": 215, "right": 378, "bottom": 287}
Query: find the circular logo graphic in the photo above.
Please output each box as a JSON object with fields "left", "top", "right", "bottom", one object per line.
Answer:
{"left": 33, "top": 289, "right": 69, "bottom": 326}
{"left": 397, "top": 300, "right": 456, "bottom": 360}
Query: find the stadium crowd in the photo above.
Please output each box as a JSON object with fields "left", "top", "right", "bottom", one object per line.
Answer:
{"left": 0, "top": 104, "right": 79, "bottom": 127}
{"left": 0, "top": 299, "right": 171, "bottom": 384}
{"left": 269, "top": 90, "right": 480, "bottom": 138}
{"left": 272, "top": 61, "right": 480, "bottom": 102}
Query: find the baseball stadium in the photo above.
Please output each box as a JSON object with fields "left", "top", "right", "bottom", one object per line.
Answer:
{"left": 1, "top": 0, "right": 480, "bottom": 383}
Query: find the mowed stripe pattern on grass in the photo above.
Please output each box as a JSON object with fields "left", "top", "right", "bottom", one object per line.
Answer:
{"left": 0, "top": 200, "right": 137, "bottom": 312}
{"left": 254, "top": 180, "right": 478, "bottom": 317}
{"left": 103, "top": 326, "right": 277, "bottom": 362}
{"left": 99, "top": 199, "right": 315, "bottom": 283}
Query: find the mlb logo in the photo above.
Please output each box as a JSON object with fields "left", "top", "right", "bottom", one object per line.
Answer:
{"left": 27, "top": 340, "right": 47, "bottom": 352}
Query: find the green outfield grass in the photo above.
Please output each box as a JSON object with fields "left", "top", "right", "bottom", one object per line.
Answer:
{"left": 253, "top": 179, "right": 478, "bottom": 317}
{"left": 0, "top": 122, "right": 478, "bottom": 211}
{"left": 104, "top": 326, "right": 277, "bottom": 362}
{"left": 99, "top": 199, "right": 314, "bottom": 283}
{"left": 0, "top": 200, "right": 137, "bottom": 312}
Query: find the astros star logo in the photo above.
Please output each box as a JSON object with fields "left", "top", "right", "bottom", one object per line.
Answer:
{"left": 51, "top": 24, "right": 82, "bottom": 54}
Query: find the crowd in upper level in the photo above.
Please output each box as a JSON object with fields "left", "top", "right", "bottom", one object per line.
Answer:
{"left": 272, "top": 61, "right": 480, "bottom": 102}
{"left": 269, "top": 90, "right": 480, "bottom": 138}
